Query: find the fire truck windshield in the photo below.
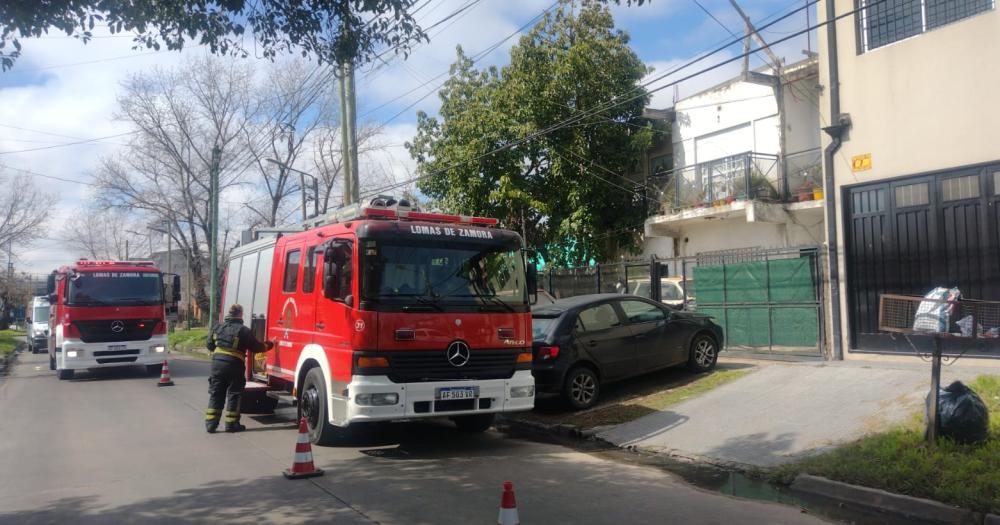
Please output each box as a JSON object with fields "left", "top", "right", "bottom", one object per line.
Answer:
{"left": 361, "top": 240, "right": 527, "bottom": 312}
{"left": 67, "top": 271, "right": 164, "bottom": 306}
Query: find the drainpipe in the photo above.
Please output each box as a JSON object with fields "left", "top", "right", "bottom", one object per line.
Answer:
{"left": 822, "top": 0, "right": 849, "bottom": 361}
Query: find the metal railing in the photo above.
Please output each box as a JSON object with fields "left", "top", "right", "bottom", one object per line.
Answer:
{"left": 647, "top": 148, "right": 823, "bottom": 215}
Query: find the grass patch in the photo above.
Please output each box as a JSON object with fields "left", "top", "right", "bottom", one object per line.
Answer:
{"left": 514, "top": 366, "right": 753, "bottom": 429}
{"left": 0, "top": 329, "right": 25, "bottom": 356}
{"left": 772, "top": 374, "right": 1000, "bottom": 514}
{"left": 169, "top": 327, "right": 210, "bottom": 359}
{"left": 564, "top": 368, "right": 752, "bottom": 428}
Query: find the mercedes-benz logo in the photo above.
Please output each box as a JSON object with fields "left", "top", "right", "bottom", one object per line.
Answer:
{"left": 110, "top": 320, "right": 125, "bottom": 333}
{"left": 446, "top": 341, "right": 470, "bottom": 367}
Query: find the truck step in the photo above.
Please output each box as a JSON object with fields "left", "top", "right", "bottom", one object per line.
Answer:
{"left": 266, "top": 390, "right": 297, "bottom": 406}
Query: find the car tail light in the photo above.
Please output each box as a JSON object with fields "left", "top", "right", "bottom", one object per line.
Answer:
{"left": 537, "top": 346, "right": 560, "bottom": 360}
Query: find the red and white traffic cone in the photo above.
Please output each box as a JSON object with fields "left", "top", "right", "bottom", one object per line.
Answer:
{"left": 156, "top": 360, "right": 174, "bottom": 387}
{"left": 283, "top": 417, "right": 324, "bottom": 479}
{"left": 497, "top": 481, "right": 520, "bottom": 525}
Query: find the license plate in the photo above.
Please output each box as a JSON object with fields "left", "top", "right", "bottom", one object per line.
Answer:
{"left": 108, "top": 345, "right": 127, "bottom": 352}
{"left": 436, "top": 387, "right": 477, "bottom": 400}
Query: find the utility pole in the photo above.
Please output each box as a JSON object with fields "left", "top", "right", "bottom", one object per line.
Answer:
{"left": 208, "top": 145, "right": 221, "bottom": 330}
{"left": 338, "top": 60, "right": 360, "bottom": 206}
{"left": 166, "top": 221, "right": 173, "bottom": 333}
{"left": 125, "top": 239, "right": 129, "bottom": 261}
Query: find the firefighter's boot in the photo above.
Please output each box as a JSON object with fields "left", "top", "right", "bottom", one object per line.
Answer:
{"left": 224, "top": 410, "right": 245, "bottom": 433}
{"left": 205, "top": 408, "right": 221, "bottom": 433}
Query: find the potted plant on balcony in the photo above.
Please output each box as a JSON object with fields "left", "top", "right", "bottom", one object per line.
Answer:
{"left": 749, "top": 169, "right": 779, "bottom": 201}
{"left": 797, "top": 180, "right": 815, "bottom": 202}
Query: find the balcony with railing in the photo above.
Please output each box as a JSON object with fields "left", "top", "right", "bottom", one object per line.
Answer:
{"left": 646, "top": 149, "right": 823, "bottom": 222}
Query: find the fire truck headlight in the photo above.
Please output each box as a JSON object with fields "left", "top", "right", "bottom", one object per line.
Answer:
{"left": 510, "top": 385, "right": 535, "bottom": 398}
{"left": 355, "top": 393, "right": 399, "bottom": 406}
{"left": 66, "top": 350, "right": 79, "bottom": 358}
{"left": 151, "top": 345, "right": 166, "bottom": 353}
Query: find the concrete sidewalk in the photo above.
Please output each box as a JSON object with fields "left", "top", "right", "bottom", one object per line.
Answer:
{"left": 597, "top": 359, "right": 982, "bottom": 467}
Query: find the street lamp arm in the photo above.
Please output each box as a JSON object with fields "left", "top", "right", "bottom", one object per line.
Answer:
{"left": 264, "top": 158, "right": 318, "bottom": 182}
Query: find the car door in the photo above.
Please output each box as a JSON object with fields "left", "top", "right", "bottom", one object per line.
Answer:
{"left": 573, "top": 302, "right": 635, "bottom": 381}
{"left": 618, "top": 299, "right": 675, "bottom": 369}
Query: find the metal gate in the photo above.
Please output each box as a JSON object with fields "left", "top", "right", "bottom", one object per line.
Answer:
{"left": 845, "top": 164, "right": 1000, "bottom": 356}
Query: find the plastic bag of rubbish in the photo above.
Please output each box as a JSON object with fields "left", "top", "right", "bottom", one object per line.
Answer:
{"left": 926, "top": 380, "right": 990, "bottom": 444}
{"left": 913, "top": 287, "right": 961, "bottom": 333}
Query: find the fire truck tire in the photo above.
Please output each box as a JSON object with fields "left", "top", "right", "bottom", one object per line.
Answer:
{"left": 300, "top": 367, "right": 338, "bottom": 446}
{"left": 452, "top": 414, "right": 495, "bottom": 433}
{"left": 49, "top": 354, "right": 56, "bottom": 370}
{"left": 145, "top": 363, "right": 163, "bottom": 377}
{"left": 57, "top": 368, "right": 74, "bottom": 380}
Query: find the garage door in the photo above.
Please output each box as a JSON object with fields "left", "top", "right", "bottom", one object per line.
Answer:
{"left": 845, "top": 165, "right": 1000, "bottom": 356}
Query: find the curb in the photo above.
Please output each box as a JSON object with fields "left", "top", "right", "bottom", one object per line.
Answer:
{"left": 791, "top": 474, "right": 985, "bottom": 525}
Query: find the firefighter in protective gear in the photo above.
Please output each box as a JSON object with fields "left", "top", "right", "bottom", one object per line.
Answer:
{"left": 204, "top": 304, "right": 273, "bottom": 433}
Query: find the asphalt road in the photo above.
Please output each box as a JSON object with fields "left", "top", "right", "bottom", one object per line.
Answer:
{"left": 0, "top": 351, "right": 832, "bottom": 525}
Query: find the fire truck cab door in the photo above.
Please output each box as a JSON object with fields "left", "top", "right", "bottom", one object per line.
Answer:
{"left": 276, "top": 241, "right": 315, "bottom": 364}
{"left": 312, "top": 237, "right": 355, "bottom": 383}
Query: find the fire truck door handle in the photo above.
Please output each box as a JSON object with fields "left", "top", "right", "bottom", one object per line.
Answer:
{"left": 315, "top": 322, "right": 325, "bottom": 329}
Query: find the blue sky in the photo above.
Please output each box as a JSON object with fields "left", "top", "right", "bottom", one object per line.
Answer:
{"left": 0, "top": 0, "right": 816, "bottom": 270}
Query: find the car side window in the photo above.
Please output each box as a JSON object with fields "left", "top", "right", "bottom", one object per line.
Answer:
{"left": 620, "top": 300, "right": 666, "bottom": 323}
{"left": 576, "top": 303, "right": 621, "bottom": 332}
{"left": 663, "top": 283, "right": 683, "bottom": 301}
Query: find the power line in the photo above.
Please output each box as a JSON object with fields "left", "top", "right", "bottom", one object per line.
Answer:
{"left": 692, "top": 0, "right": 740, "bottom": 39}
{"left": 0, "top": 131, "right": 138, "bottom": 155}
{"left": 0, "top": 163, "right": 97, "bottom": 187}
{"left": 2, "top": 51, "right": 159, "bottom": 74}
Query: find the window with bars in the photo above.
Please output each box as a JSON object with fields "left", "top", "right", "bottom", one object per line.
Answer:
{"left": 859, "top": 0, "right": 994, "bottom": 52}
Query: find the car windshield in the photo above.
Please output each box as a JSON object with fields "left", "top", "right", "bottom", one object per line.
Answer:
{"left": 32, "top": 306, "right": 49, "bottom": 321}
{"left": 67, "top": 271, "right": 163, "bottom": 306}
{"left": 361, "top": 239, "right": 526, "bottom": 310}
{"left": 532, "top": 317, "right": 557, "bottom": 340}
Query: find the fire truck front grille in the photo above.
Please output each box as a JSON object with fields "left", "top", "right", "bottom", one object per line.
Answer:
{"left": 73, "top": 319, "right": 159, "bottom": 343}
{"left": 385, "top": 349, "right": 517, "bottom": 383}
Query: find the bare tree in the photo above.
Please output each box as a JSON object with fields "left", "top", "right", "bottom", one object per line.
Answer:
{"left": 95, "top": 56, "right": 255, "bottom": 317}
{"left": 59, "top": 206, "right": 146, "bottom": 260}
{"left": 242, "top": 60, "right": 336, "bottom": 227}
{"left": 312, "top": 123, "right": 392, "bottom": 212}
{"left": 0, "top": 172, "right": 56, "bottom": 250}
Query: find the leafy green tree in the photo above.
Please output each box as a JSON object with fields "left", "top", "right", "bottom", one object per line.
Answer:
{"left": 409, "top": 0, "right": 653, "bottom": 266}
{"left": 0, "top": 0, "right": 427, "bottom": 70}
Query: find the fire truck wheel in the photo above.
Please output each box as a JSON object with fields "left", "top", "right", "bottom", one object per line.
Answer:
{"left": 300, "top": 367, "right": 338, "bottom": 446}
{"left": 452, "top": 414, "right": 496, "bottom": 433}
{"left": 145, "top": 363, "right": 163, "bottom": 377}
{"left": 57, "top": 369, "right": 74, "bottom": 380}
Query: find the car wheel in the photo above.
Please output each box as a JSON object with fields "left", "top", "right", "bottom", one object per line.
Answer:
{"left": 299, "top": 367, "right": 339, "bottom": 446}
{"left": 145, "top": 364, "right": 163, "bottom": 377}
{"left": 49, "top": 354, "right": 56, "bottom": 370}
{"left": 687, "top": 334, "right": 718, "bottom": 373}
{"left": 57, "top": 369, "right": 74, "bottom": 380}
{"left": 563, "top": 366, "right": 600, "bottom": 410}
{"left": 452, "top": 414, "right": 495, "bottom": 433}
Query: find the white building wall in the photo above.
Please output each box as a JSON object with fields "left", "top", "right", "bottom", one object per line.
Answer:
{"left": 672, "top": 81, "right": 779, "bottom": 167}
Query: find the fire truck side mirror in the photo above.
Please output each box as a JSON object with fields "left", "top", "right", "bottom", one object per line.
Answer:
{"left": 527, "top": 265, "right": 538, "bottom": 305}
{"left": 323, "top": 264, "right": 341, "bottom": 299}
{"left": 46, "top": 273, "right": 56, "bottom": 294}
{"left": 171, "top": 274, "right": 182, "bottom": 302}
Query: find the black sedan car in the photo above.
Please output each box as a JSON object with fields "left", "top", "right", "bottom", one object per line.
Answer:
{"left": 531, "top": 294, "right": 724, "bottom": 410}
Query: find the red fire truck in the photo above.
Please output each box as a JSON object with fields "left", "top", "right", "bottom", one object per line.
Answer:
{"left": 223, "top": 197, "right": 536, "bottom": 444}
{"left": 46, "top": 260, "right": 181, "bottom": 380}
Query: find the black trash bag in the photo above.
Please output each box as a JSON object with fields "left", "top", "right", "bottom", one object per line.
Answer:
{"left": 925, "top": 380, "right": 990, "bottom": 444}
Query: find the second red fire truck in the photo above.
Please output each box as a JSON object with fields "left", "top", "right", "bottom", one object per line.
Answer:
{"left": 223, "top": 197, "right": 536, "bottom": 444}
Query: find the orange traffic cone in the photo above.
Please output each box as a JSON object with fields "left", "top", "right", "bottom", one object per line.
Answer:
{"left": 157, "top": 360, "right": 174, "bottom": 387}
{"left": 497, "top": 481, "right": 520, "bottom": 525}
{"left": 283, "top": 417, "right": 324, "bottom": 479}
